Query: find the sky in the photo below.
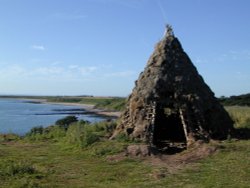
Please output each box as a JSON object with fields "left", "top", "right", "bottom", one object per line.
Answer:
{"left": 0, "top": 0, "right": 250, "bottom": 97}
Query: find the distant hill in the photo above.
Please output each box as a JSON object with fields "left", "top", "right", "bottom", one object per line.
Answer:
{"left": 219, "top": 93, "right": 250, "bottom": 106}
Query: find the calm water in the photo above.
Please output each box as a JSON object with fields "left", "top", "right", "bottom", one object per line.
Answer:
{"left": 0, "top": 98, "right": 107, "bottom": 135}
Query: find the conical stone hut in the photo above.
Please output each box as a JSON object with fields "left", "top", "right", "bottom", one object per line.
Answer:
{"left": 111, "top": 25, "right": 233, "bottom": 151}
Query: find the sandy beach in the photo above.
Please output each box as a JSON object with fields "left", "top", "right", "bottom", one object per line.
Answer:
{"left": 25, "top": 99, "right": 121, "bottom": 118}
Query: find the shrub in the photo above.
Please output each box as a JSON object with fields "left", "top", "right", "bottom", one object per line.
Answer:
{"left": 0, "top": 134, "right": 20, "bottom": 142}
{"left": 27, "top": 126, "right": 44, "bottom": 135}
{"left": 0, "top": 160, "right": 36, "bottom": 177}
{"left": 82, "top": 129, "right": 100, "bottom": 148}
{"left": 45, "top": 126, "right": 66, "bottom": 140}
{"left": 64, "top": 121, "right": 100, "bottom": 148}
{"left": 25, "top": 125, "right": 66, "bottom": 141}
{"left": 25, "top": 126, "right": 45, "bottom": 141}
{"left": 91, "top": 121, "right": 117, "bottom": 137}
{"left": 64, "top": 120, "right": 117, "bottom": 148}
{"left": 65, "top": 121, "right": 86, "bottom": 147}
{"left": 55, "top": 116, "right": 78, "bottom": 130}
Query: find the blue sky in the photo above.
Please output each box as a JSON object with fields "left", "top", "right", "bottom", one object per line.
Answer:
{"left": 0, "top": 0, "right": 249, "bottom": 97}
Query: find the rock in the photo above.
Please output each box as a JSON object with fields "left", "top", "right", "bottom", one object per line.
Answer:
{"left": 126, "top": 144, "right": 151, "bottom": 157}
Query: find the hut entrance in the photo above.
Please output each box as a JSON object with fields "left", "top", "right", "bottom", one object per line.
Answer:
{"left": 153, "top": 107, "right": 187, "bottom": 153}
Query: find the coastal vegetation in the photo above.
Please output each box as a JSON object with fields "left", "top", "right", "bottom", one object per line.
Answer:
{"left": 24, "top": 117, "right": 119, "bottom": 147}
{"left": 2, "top": 92, "right": 250, "bottom": 112}
{"left": 45, "top": 93, "right": 250, "bottom": 113}
{"left": 46, "top": 96, "right": 126, "bottom": 111}
{"left": 0, "top": 106, "right": 250, "bottom": 187}
{"left": 219, "top": 93, "right": 250, "bottom": 106}
{"left": 0, "top": 95, "right": 126, "bottom": 111}
{"left": 225, "top": 106, "right": 250, "bottom": 129}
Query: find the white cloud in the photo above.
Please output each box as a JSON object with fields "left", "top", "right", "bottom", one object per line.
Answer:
{"left": 51, "top": 61, "right": 62, "bottom": 66}
{"left": 34, "top": 67, "right": 64, "bottom": 75}
{"left": 68, "top": 65, "right": 97, "bottom": 75}
{"left": 229, "top": 50, "right": 250, "bottom": 60}
{"left": 0, "top": 64, "right": 100, "bottom": 82}
{"left": 235, "top": 71, "right": 249, "bottom": 80}
{"left": 216, "top": 50, "right": 250, "bottom": 62}
{"left": 104, "top": 70, "right": 136, "bottom": 78}
{"left": 0, "top": 63, "right": 139, "bottom": 96}
{"left": 79, "top": 66, "right": 97, "bottom": 75}
{"left": 31, "top": 45, "right": 45, "bottom": 51}
{"left": 194, "top": 57, "right": 204, "bottom": 64}
{"left": 69, "top": 65, "right": 79, "bottom": 69}
{"left": 0, "top": 65, "right": 26, "bottom": 77}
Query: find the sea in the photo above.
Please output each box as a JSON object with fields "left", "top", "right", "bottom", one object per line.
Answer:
{"left": 0, "top": 98, "right": 108, "bottom": 135}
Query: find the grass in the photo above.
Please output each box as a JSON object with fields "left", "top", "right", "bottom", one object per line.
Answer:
{"left": 46, "top": 96, "right": 126, "bottom": 111}
{"left": 162, "top": 140, "right": 250, "bottom": 188}
{"left": 1, "top": 136, "right": 249, "bottom": 187}
{"left": 0, "top": 140, "right": 150, "bottom": 187}
{"left": 0, "top": 107, "right": 250, "bottom": 187}
{"left": 93, "top": 98, "right": 126, "bottom": 111}
{"left": 225, "top": 106, "right": 250, "bottom": 128}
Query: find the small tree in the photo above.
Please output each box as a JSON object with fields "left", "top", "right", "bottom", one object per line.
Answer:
{"left": 55, "top": 116, "right": 78, "bottom": 130}
{"left": 27, "top": 126, "right": 44, "bottom": 135}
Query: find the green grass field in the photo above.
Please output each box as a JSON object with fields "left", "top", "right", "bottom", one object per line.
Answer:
{"left": 0, "top": 106, "right": 249, "bottom": 187}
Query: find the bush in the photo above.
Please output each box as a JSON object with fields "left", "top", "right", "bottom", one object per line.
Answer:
{"left": 82, "top": 129, "right": 100, "bottom": 148}
{"left": 64, "top": 121, "right": 86, "bottom": 147}
{"left": 27, "top": 126, "right": 44, "bottom": 135}
{"left": 24, "top": 119, "right": 118, "bottom": 149}
{"left": 0, "top": 134, "right": 20, "bottom": 142}
{"left": 25, "top": 125, "right": 66, "bottom": 141}
{"left": 45, "top": 126, "right": 66, "bottom": 140}
{"left": 64, "top": 120, "right": 117, "bottom": 148}
{"left": 64, "top": 121, "right": 100, "bottom": 148}
{"left": 91, "top": 121, "right": 117, "bottom": 136}
{"left": 25, "top": 126, "right": 45, "bottom": 141}
{"left": 0, "top": 160, "right": 36, "bottom": 177}
{"left": 55, "top": 116, "right": 78, "bottom": 130}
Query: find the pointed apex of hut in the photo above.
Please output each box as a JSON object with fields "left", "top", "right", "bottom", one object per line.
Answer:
{"left": 111, "top": 27, "right": 233, "bottom": 152}
{"left": 164, "top": 24, "right": 174, "bottom": 38}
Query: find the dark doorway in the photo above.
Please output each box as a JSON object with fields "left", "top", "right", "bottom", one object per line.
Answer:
{"left": 153, "top": 107, "right": 187, "bottom": 153}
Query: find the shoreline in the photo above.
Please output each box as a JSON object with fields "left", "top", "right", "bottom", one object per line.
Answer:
{"left": 25, "top": 99, "right": 121, "bottom": 118}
